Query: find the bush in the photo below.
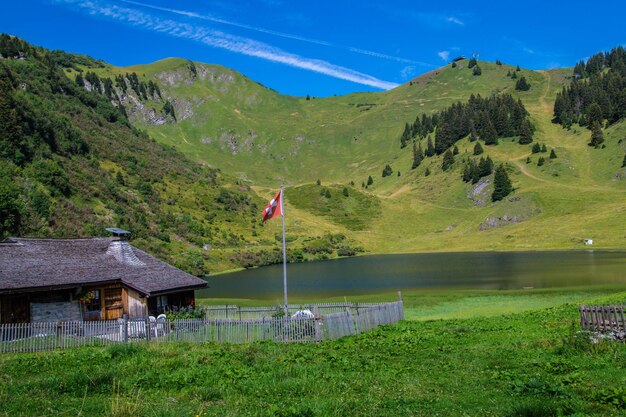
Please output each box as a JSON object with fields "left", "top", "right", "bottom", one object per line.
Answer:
{"left": 28, "top": 159, "right": 71, "bottom": 197}
{"left": 515, "top": 76, "right": 531, "bottom": 91}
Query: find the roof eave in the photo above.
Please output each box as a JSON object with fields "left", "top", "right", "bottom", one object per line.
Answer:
{"left": 144, "top": 282, "right": 208, "bottom": 298}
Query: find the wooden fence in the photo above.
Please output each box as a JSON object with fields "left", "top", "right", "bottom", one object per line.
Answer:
{"left": 579, "top": 304, "right": 625, "bottom": 338}
{"left": 203, "top": 302, "right": 398, "bottom": 320}
{"left": 0, "top": 301, "right": 404, "bottom": 353}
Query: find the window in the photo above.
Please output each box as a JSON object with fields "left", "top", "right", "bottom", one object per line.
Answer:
{"left": 82, "top": 290, "right": 101, "bottom": 320}
{"left": 156, "top": 295, "right": 168, "bottom": 314}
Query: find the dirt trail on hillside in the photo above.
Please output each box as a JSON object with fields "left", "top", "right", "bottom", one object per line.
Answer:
{"left": 537, "top": 70, "right": 552, "bottom": 114}
{"left": 511, "top": 158, "right": 626, "bottom": 193}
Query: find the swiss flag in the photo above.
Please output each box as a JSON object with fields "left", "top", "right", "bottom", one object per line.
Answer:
{"left": 262, "top": 190, "right": 282, "bottom": 222}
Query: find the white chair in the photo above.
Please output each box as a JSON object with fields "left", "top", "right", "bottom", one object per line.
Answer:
{"left": 156, "top": 314, "right": 167, "bottom": 336}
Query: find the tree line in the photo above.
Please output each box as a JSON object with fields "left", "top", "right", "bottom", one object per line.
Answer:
{"left": 402, "top": 93, "right": 534, "bottom": 172}
{"left": 553, "top": 46, "right": 626, "bottom": 129}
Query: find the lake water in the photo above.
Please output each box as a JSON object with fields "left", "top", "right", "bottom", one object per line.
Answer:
{"left": 198, "top": 251, "right": 626, "bottom": 300}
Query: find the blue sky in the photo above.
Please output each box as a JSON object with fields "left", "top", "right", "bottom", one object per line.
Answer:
{"left": 2, "top": 0, "right": 625, "bottom": 96}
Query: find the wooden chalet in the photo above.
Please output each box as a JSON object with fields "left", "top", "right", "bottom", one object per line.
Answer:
{"left": 0, "top": 234, "right": 207, "bottom": 323}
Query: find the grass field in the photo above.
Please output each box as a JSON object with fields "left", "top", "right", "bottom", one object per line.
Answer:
{"left": 77, "top": 57, "right": 626, "bottom": 274}
{"left": 2, "top": 287, "right": 625, "bottom": 416}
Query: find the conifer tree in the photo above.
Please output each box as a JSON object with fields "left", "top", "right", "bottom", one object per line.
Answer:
{"left": 462, "top": 159, "right": 480, "bottom": 183}
{"left": 537, "top": 157, "right": 545, "bottom": 166}
{"left": 518, "top": 119, "right": 533, "bottom": 144}
{"left": 342, "top": 187, "right": 349, "bottom": 197}
{"left": 462, "top": 161, "right": 472, "bottom": 182}
{"left": 622, "top": 154, "right": 626, "bottom": 168}
{"left": 516, "top": 65, "right": 521, "bottom": 72}
{"left": 412, "top": 142, "right": 424, "bottom": 169}
{"left": 492, "top": 164, "right": 513, "bottom": 201}
{"left": 511, "top": 71, "right": 518, "bottom": 79}
{"left": 469, "top": 124, "right": 478, "bottom": 142}
{"left": 441, "top": 150, "right": 454, "bottom": 171}
{"left": 367, "top": 176, "right": 373, "bottom": 186}
{"left": 468, "top": 58, "right": 477, "bottom": 68}
{"left": 589, "top": 123, "right": 604, "bottom": 148}
{"left": 549, "top": 149, "right": 557, "bottom": 159}
{"left": 453, "top": 145, "right": 459, "bottom": 155}
{"left": 400, "top": 123, "right": 410, "bottom": 148}
{"left": 515, "top": 76, "right": 531, "bottom": 91}
{"left": 382, "top": 164, "right": 393, "bottom": 177}
{"left": 75, "top": 73, "right": 84, "bottom": 87}
{"left": 316, "top": 179, "right": 321, "bottom": 186}
{"left": 473, "top": 142, "right": 484, "bottom": 155}
{"left": 482, "top": 120, "right": 498, "bottom": 145}
{"left": 586, "top": 102, "right": 603, "bottom": 128}
{"left": 526, "top": 157, "right": 531, "bottom": 164}
{"left": 424, "top": 167, "right": 431, "bottom": 176}
{"left": 541, "top": 144, "right": 547, "bottom": 153}
{"left": 425, "top": 135, "right": 435, "bottom": 157}
{"left": 472, "top": 65, "right": 482, "bottom": 76}
{"left": 478, "top": 156, "right": 494, "bottom": 177}
{"left": 532, "top": 143, "right": 541, "bottom": 153}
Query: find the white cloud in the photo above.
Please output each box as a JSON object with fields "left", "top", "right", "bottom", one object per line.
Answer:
{"left": 400, "top": 66, "right": 416, "bottom": 80}
{"left": 446, "top": 17, "right": 464, "bottom": 26}
{"left": 118, "top": 0, "right": 430, "bottom": 66}
{"left": 438, "top": 51, "right": 450, "bottom": 61}
{"left": 62, "top": 0, "right": 399, "bottom": 90}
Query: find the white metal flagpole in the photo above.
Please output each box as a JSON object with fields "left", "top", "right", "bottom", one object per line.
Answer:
{"left": 281, "top": 186, "right": 288, "bottom": 316}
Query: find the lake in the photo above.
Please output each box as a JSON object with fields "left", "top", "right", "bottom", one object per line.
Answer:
{"left": 198, "top": 251, "right": 626, "bottom": 300}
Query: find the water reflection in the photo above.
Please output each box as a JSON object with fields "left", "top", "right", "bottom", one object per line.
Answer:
{"left": 198, "top": 251, "right": 626, "bottom": 299}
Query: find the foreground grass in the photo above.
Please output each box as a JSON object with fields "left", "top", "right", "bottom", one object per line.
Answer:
{"left": 2, "top": 290, "right": 626, "bottom": 416}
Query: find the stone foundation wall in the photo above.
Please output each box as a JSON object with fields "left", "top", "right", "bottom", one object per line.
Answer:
{"left": 30, "top": 301, "right": 83, "bottom": 322}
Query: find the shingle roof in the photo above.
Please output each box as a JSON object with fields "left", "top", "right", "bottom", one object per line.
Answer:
{"left": 0, "top": 237, "right": 207, "bottom": 296}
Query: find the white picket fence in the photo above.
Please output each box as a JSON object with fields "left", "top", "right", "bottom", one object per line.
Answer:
{"left": 203, "top": 302, "right": 396, "bottom": 320}
{"left": 0, "top": 301, "right": 404, "bottom": 353}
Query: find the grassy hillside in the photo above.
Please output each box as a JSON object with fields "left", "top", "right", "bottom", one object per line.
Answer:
{"left": 1, "top": 288, "right": 625, "bottom": 416}
{"left": 3, "top": 36, "right": 625, "bottom": 275}
{"left": 95, "top": 56, "right": 625, "bottom": 258}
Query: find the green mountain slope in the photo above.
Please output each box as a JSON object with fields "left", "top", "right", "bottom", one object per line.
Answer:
{"left": 94, "top": 54, "right": 625, "bottom": 255}
{"left": 2, "top": 36, "right": 625, "bottom": 276}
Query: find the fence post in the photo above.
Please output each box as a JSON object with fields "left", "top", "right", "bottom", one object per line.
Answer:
{"left": 122, "top": 315, "right": 128, "bottom": 343}
{"left": 314, "top": 306, "right": 322, "bottom": 342}
{"left": 56, "top": 321, "right": 62, "bottom": 350}
{"left": 145, "top": 317, "right": 151, "bottom": 342}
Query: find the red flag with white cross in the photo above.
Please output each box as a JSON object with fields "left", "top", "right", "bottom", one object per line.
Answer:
{"left": 262, "top": 190, "right": 282, "bottom": 222}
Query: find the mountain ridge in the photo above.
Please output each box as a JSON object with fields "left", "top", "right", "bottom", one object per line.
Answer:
{"left": 1, "top": 35, "right": 625, "bottom": 276}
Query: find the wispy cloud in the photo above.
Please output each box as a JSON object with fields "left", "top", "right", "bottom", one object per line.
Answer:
{"left": 373, "top": 6, "right": 470, "bottom": 29}
{"left": 400, "top": 65, "right": 416, "bottom": 80}
{"left": 117, "top": 0, "right": 430, "bottom": 66}
{"left": 437, "top": 51, "right": 450, "bottom": 61}
{"left": 59, "top": 0, "right": 399, "bottom": 90}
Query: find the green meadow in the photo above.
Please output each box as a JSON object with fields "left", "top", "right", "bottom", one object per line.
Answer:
{"left": 82, "top": 57, "right": 626, "bottom": 272}
{"left": 2, "top": 287, "right": 625, "bottom": 417}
